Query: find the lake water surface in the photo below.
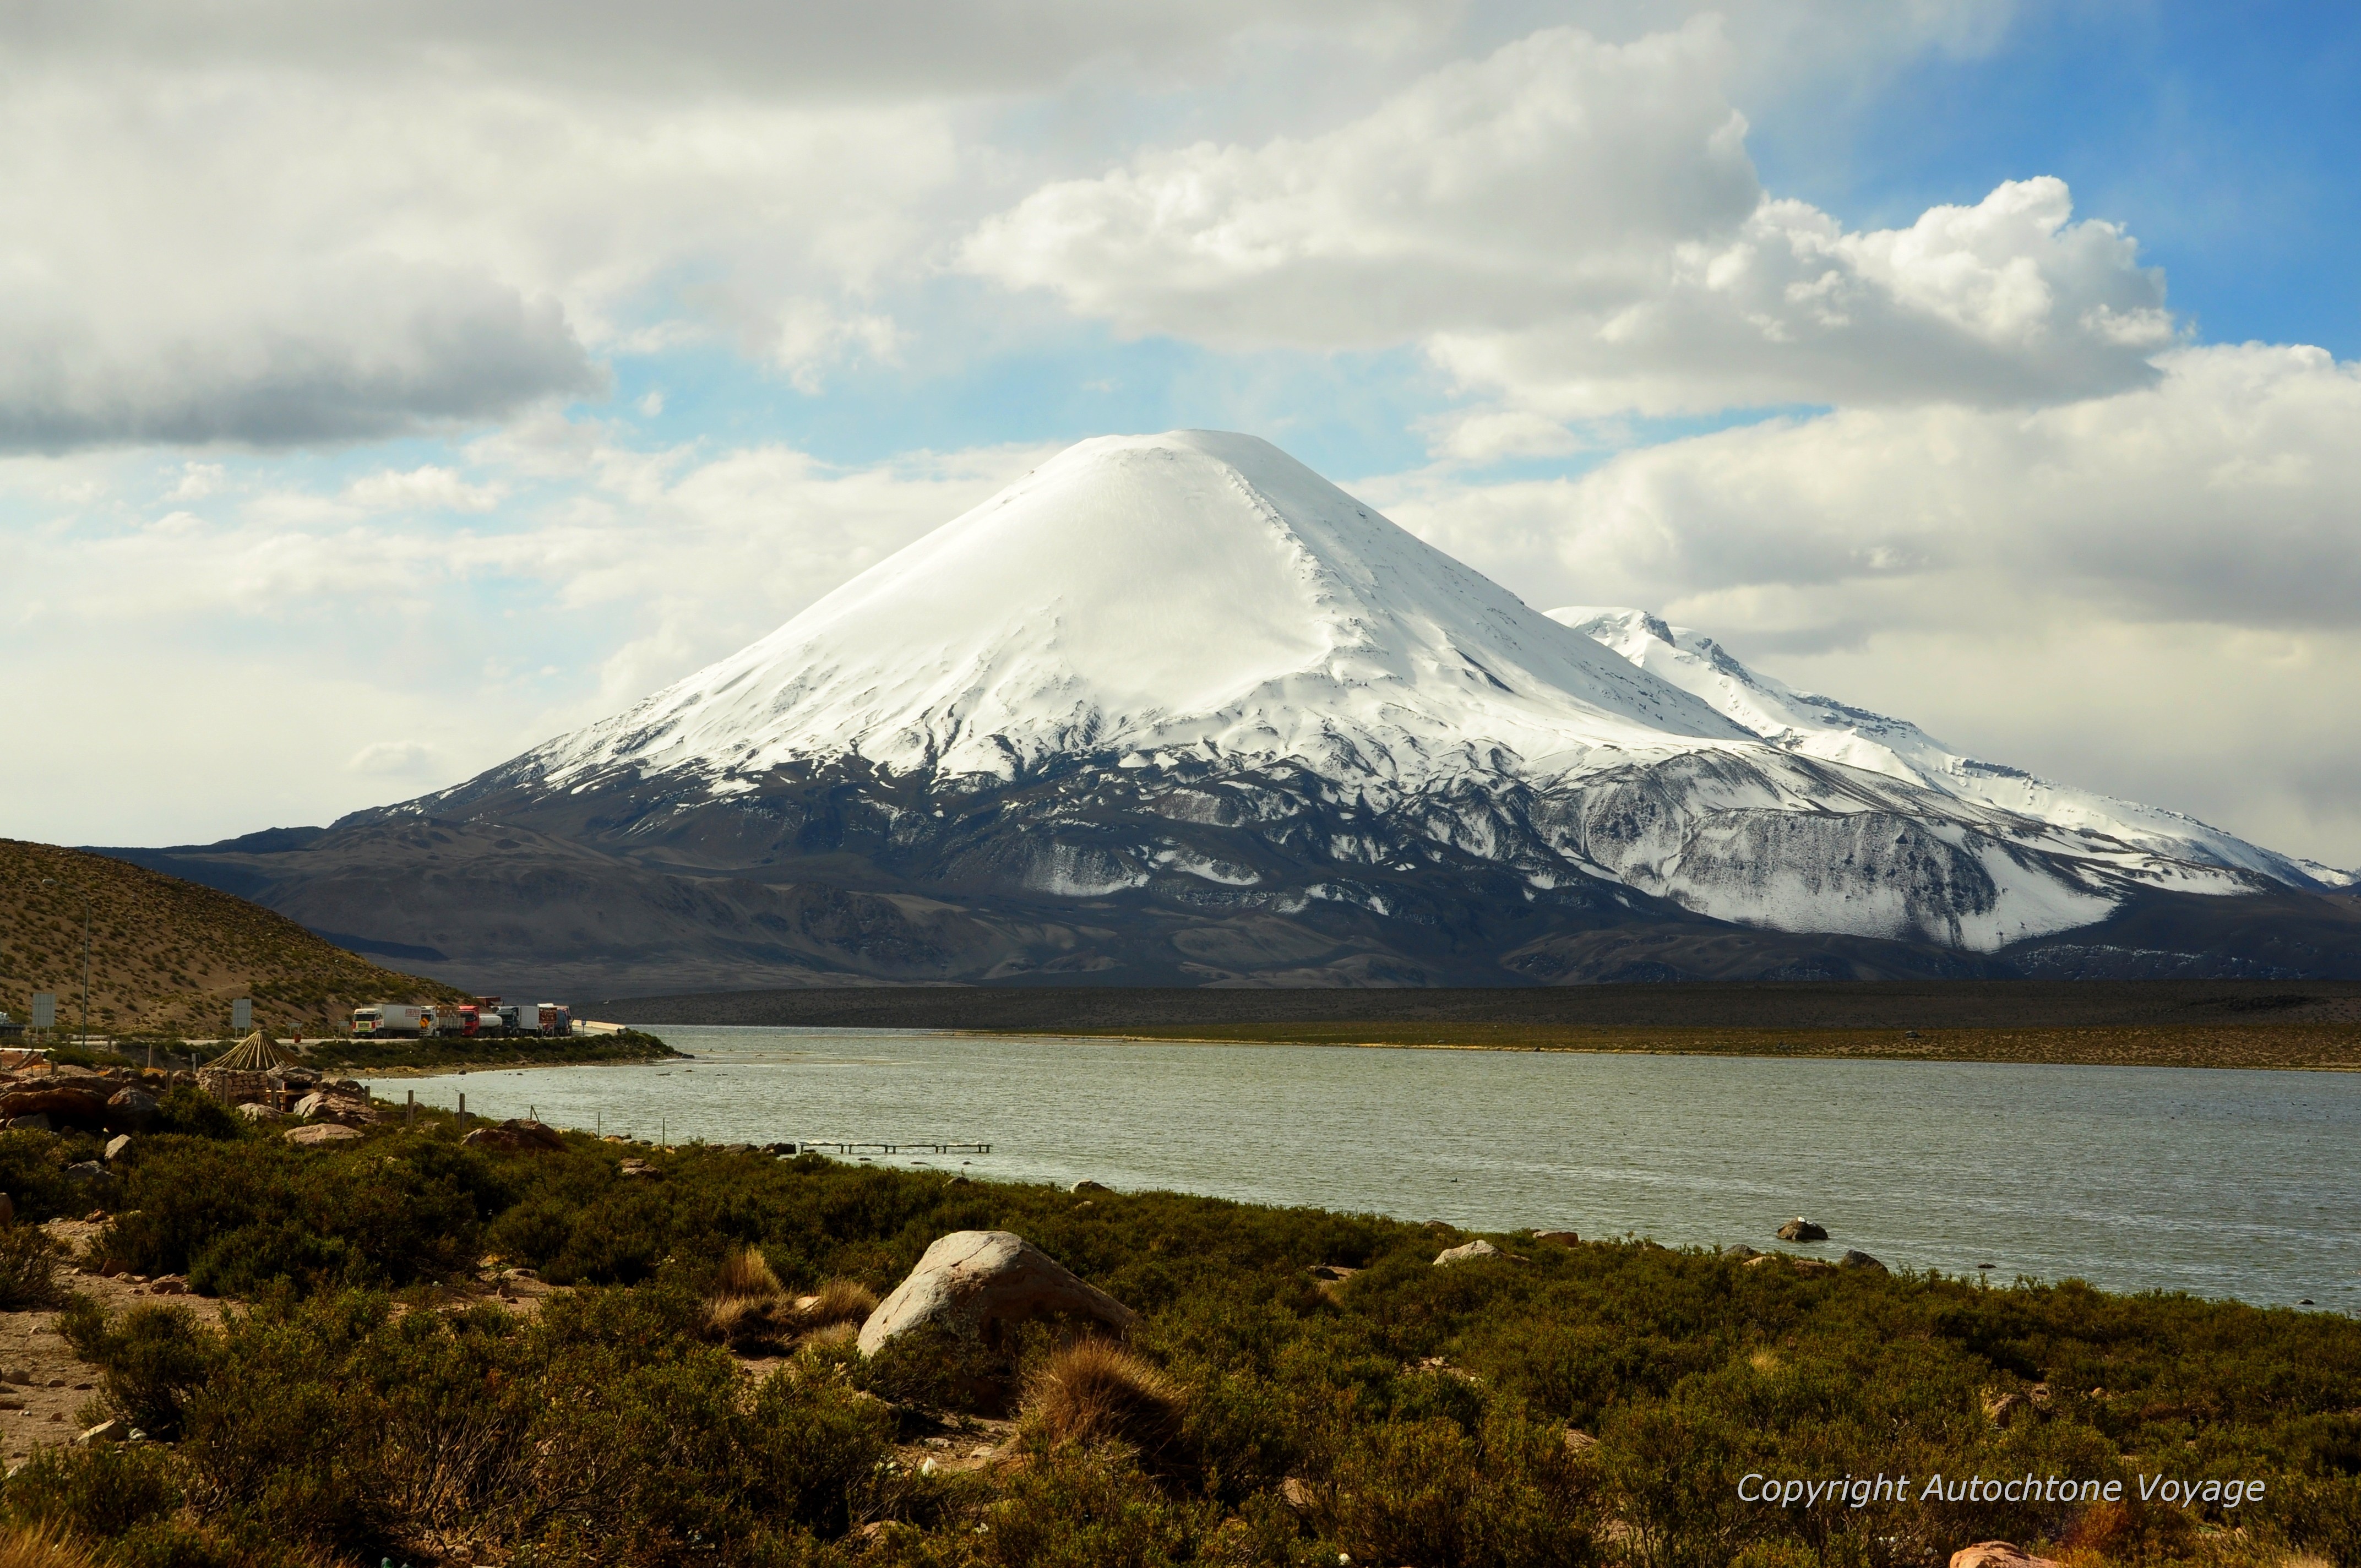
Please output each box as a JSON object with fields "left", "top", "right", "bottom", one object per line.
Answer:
{"left": 363, "top": 1027, "right": 2360, "bottom": 1315}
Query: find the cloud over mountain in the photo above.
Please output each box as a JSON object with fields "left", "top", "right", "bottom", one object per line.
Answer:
{"left": 965, "top": 23, "right": 2171, "bottom": 423}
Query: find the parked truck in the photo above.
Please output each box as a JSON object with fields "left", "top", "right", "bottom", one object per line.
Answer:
{"left": 352, "top": 1004, "right": 428, "bottom": 1037}
{"left": 508, "top": 1003, "right": 570, "bottom": 1036}
{"left": 355, "top": 1000, "right": 568, "bottom": 1038}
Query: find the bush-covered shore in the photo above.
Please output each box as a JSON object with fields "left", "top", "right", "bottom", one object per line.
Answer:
{"left": 304, "top": 1025, "right": 680, "bottom": 1072}
{"left": 0, "top": 1106, "right": 2354, "bottom": 1568}
{"left": 41, "top": 1027, "right": 679, "bottom": 1075}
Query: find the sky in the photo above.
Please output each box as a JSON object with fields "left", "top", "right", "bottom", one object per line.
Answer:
{"left": 4, "top": 0, "right": 2360, "bottom": 868}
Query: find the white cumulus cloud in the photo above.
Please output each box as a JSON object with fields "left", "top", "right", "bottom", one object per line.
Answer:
{"left": 966, "top": 21, "right": 2171, "bottom": 426}
{"left": 345, "top": 467, "right": 505, "bottom": 514}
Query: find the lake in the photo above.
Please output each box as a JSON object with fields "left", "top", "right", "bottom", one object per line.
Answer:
{"left": 362, "top": 1026, "right": 2361, "bottom": 1314}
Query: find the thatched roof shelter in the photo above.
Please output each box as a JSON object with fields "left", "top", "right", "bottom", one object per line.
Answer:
{"left": 199, "top": 1029, "right": 296, "bottom": 1104}
{"left": 211, "top": 1030, "right": 293, "bottom": 1072}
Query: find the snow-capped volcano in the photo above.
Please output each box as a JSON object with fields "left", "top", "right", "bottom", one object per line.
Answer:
{"left": 531, "top": 431, "right": 1746, "bottom": 796}
{"left": 374, "top": 429, "right": 2342, "bottom": 968}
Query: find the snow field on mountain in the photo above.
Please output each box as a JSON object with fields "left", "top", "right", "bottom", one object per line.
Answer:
{"left": 534, "top": 431, "right": 1747, "bottom": 792}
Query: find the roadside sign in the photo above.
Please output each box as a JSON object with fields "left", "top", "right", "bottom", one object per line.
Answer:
{"left": 231, "top": 998, "right": 252, "bottom": 1031}
{"left": 30, "top": 994, "right": 53, "bottom": 1030}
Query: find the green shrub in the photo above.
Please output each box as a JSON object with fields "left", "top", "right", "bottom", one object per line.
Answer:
{"left": 1, "top": 1440, "right": 181, "bottom": 1542}
{"left": 149, "top": 1086, "right": 243, "bottom": 1141}
{"left": 1329, "top": 1406, "right": 1600, "bottom": 1568}
{"left": 0, "top": 1131, "right": 81, "bottom": 1223}
{"left": 0, "top": 1132, "right": 2354, "bottom": 1567}
{"left": 2272, "top": 1474, "right": 2361, "bottom": 1568}
{"left": 56, "top": 1299, "right": 214, "bottom": 1440}
{"left": 0, "top": 1224, "right": 66, "bottom": 1310}
{"left": 854, "top": 1321, "right": 1008, "bottom": 1417}
{"left": 978, "top": 1444, "right": 1223, "bottom": 1568}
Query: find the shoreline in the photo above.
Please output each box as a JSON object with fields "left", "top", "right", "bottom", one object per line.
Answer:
{"left": 617, "top": 1019, "right": 2361, "bottom": 1072}
{"left": 1007, "top": 1023, "right": 2361, "bottom": 1071}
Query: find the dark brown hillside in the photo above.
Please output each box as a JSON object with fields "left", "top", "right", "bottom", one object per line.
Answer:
{"left": 1, "top": 838, "right": 467, "bottom": 1037}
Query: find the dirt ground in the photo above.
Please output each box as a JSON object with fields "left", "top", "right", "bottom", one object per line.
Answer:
{"left": 0, "top": 1222, "right": 226, "bottom": 1468}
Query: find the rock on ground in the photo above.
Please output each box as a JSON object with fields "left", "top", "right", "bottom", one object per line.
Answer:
{"left": 462, "top": 1119, "right": 565, "bottom": 1153}
{"left": 1950, "top": 1544, "right": 2060, "bottom": 1568}
{"left": 104, "top": 1088, "right": 158, "bottom": 1133}
{"left": 0, "top": 1088, "right": 108, "bottom": 1131}
{"left": 1841, "top": 1249, "right": 1887, "bottom": 1271}
{"left": 1434, "top": 1240, "right": 1505, "bottom": 1266}
{"left": 285, "top": 1123, "right": 362, "bottom": 1147}
{"left": 858, "top": 1231, "right": 1133, "bottom": 1357}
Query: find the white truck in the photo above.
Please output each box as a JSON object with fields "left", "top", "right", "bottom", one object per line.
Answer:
{"left": 492, "top": 1003, "right": 572, "bottom": 1036}
{"left": 352, "top": 1003, "right": 428, "bottom": 1037}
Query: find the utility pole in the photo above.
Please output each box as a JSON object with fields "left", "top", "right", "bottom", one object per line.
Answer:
{"left": 37, "top": 879, "right": 90, "bottom": 1050}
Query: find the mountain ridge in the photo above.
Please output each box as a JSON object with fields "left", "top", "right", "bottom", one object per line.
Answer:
{"left": 89, "top": 429, "right": 2360, "bottom": 992}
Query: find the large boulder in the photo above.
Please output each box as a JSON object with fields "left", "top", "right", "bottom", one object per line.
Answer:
{"left": 858, "top": 1231, "right": 1133, "bottom": 1357}
{"left": 1434, "top": 1240, "right": 1506, "bottom": 1267}
{"left": 1951, "top": 1544, "right": 2059, "bottom": 1568}
{"left": 293, "top": 1090, "right": 376, "bottom": 1126}
{"left": 462, "top": 1119, "right": 565, "bottom": 1153}
{"left": 1840, "top": 1249, "right": 1887, "bottom": 1272}
{"left": 102, "top": 1088, "right": 159, "bottom": 1134}
{"left": 1776, "top": 1218, "right": 1829, "bottom": 1242}
{"left": 0, "top": 1087, "right": 108, "bottom": 1131}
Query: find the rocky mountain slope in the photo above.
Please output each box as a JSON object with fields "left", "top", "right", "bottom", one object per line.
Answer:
{"left": 2, "top": 839, "right": 466, "bottom": 1036}
{"left": 97, "top": 431, "right": 2360, "bottom": 992}
{"left": 1555, "top": 607, "right": 2353, "bottom": 890}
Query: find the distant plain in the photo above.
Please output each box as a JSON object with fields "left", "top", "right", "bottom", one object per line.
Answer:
{"left": 592, "top": 980, "right": 2361, "bottom": 1071}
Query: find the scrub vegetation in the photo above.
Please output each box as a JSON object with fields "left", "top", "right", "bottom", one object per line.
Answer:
{"left": 0, "top": 1113, "right": 2354, "bottom": 1567}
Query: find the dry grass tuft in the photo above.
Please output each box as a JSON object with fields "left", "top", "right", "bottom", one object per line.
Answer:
{"left": 801, "top": 1320, "right": 858, "bottom": 1351}
{"left": 705, "top": 1247, "right": 791, "bottom": 1350}
{"left": 0, "top": 1523, "right": 99, "bottom": 1568}
{"left": 711, "top": 1246, "right": 784, "bottom": 1302}
{"left": 797, "top": 1277, "right": 879, "bottom": 1329}
{"left": 706, "top": 1256, "right": 875, "bottom": 1352}
{"left": 1021, "top": 1339, "right": 1185, "bottom": 1459}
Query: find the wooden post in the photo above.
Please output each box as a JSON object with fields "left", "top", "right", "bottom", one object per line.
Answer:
{"left": 406, "top": 1090, "right": 415, "bottom": 1126}
{"left": 458, "top": 1092, "right": 466, "bottom": 1127}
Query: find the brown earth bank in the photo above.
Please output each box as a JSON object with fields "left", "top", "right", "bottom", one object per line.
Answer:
{"left": 1, "top": 840, "right": 467, "bottom": 1038}
{"left": 591, "top": 980, "right": 2361, "bottom": 1069}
